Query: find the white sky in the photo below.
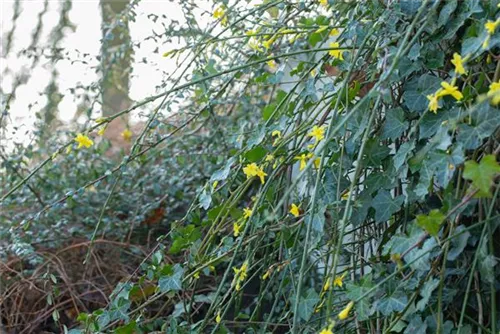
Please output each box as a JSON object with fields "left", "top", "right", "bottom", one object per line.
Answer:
{"left": 0, "top": 0, "right": 214, "bottom": 147}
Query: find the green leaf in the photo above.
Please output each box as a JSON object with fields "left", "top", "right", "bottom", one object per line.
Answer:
{"left": 376, "top": 292, "right": 408, "bottom": 316}
{"left": 457, "top": 103, "right": 500, "bottom": 150}
{"left": 478, "top": 240, "right": 497, "bottom": 284}
{"left": 321, "top": 168, "right": 349, "bottom": 204}
{"left": 364, "top": 139, "right": 390, "bottom": 166}
{"left": 115, "top": 321, "right": 137, "bottom": 334}
{"left": 400, "top": 0, "right": 422, "bottom": 16}
{"left": 416, "top": 209, "right": 445, "bottom": 236}
{"left": 199, "top": 189, "right": 212, "bottom": 210}
{"left": 394, "top": 140, "right": 415, "bottom": 171}
{"left": 159, "top": 264, "right": 184, "bottom": 293}
{"left": 371, "top": 190, "right": 404, "bottom": 223}
{"left": 463, "top": 155, "right": 500, "bottom": 197}
{"left": 244, "top": 145, "right": 267, "bottom": 162}
{"left": 402, "top": 74, "right": 441, "bottom": 112}
{"left": 345, "top": 276, "right": 374, "bottom": 321}
{"left": 404, "top": 316, "right": 427, "bottom": 334}
{"left": 293, "top": 288, "right": 319, "bottom": 321}
{"left": 438, "top": 0, "right": 457, "bottom": 27}
{"left": 210, "top": 157, "right": 235, "bottom": 182}
{"left": 416, "top": 278, "right": 439, "bottom": 311}
{"left": 262, "top": 103, "right": 276, "bottom": 121}
{"left": 382, "top": 108, "right": 408, "bottom": 140}
{"left": 447, "top": 225, "right": 470, "bottom": 261}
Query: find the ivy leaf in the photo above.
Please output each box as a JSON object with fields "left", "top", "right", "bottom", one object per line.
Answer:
{"left": 463, "top": 155, "right": 500, "bottom": 197}
{"left": 292, "top": 288, "right": 319, "bottom": 321}
{"left": 351, "top": 191, "right": 372, "bottom": 226}
{"left": 447, "top": 225, "right": 470, "bottom": 261}
{"left": 416, "top": 209, "right": 444, "bottom": 237}
{"left": 372, "top": 190, "right": 404, "bottom": 223}
{"left": 345, "top": 275, "right": 374, "bottom": 321}
{"left": 402, "top": 74, "right": 441, "bottom": 112}
{"left": 404, "top": 316, "right": 427, "bottom": 334}
{"left": 364, "top": 139, "right": 390, "bottom": 166}
{"left": 210, "top": 157, "right": 235, "bottom": 182}
{"left": 159, "top": 264, "right": 184, "bottom": 293}
{"left": 416, "top": 278, "right": 439, "bottom": 311}
{"left": 376, "top": 292, "right": 408, "bottom": 316}
{"left": 394, "top": 140, "right": 415, "bottom": 171}
{"left": 457, "top": 103, "right": 500, "bottom": 150}
{"left": 438, "top": 0, "right": 457, "bottom": 27}
{"left": 382, "top": 108, "right": 408, "bottom": 140}
{"left": 199, "top": 189, "right": 212, "bottom": 210}
{"left": 321, "top": 168, "right": 349, "bottom": 204}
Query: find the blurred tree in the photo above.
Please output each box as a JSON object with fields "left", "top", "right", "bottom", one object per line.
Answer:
{"left": 100, "top": 0, "right": 133, "bottom": 117}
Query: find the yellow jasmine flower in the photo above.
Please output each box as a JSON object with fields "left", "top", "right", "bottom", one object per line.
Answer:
{"left": 233, "top": 261, "right": 249, "bottom": 291}
{"left": 338, "top": 301, "right": 354, "bottom": 320}
{"left": 295, "top": 154, "right": 309, "bottom": 171}
{"left": 308, "top": 125, "right": 326, "bottom": 142}
{"left": 216, "top": 311, "right": 221, "bottom": 324}
{"left": 248, "top": 37, "right": 263, "bottom": 52}
{"left": 485, "top": 19, "right": 500, "bottom": 34}
{"left": 341, "top": 191, "right": 350, "bottom": 201}
{"left": 213, "top": 6, "right": 227, "bottom": 26}
{"left": 329, "top": 28, "right": 340, "bottom": 36}
{"left": 290, "top": 203, "right": 300, "bottom": 217}
{"left": 487, "top": 81, "right": 500, "bottom": 105}
{"left": 483, "top": 35, "right": 490, "bottom": 49}
{"left": 243, "top": 163, "right": 267, "bottom": 184}
{"left": 427, "top": 93, "right": 440, "bottom": 113}
{"left": 256, "top": 169, "right": 267, "bottom": 184}
{"left": 267, "top": 59, "right": 277, "bottom": 70}
{"left": 315, "top": 25, "right": 329, "bottom": 34}
{"left": 213, "top": 6, "right": 224, "bottom": 19}
{"left": 329, "top": 42, "right": 344, "bottom": 60}
{"left": 315, "top": 299, "right": 326, "bottom": 313}
{"left": 212, "top": 181, "right": 218, "bottom": 190}
{"left": 193, "top": 272, "right": 200, "bottom": 279}
{"left": 439, "top": 81, "right": 463, "bottom": 100}
{"left": 162, "top": 50, "right": 177, "bottom": 58}
{"left": 319, "top": 329, "right": 333, "bottom": 334}
{"left": 262, "top": 36, "right": 277, "bottom": 49}
{"left": 265, "top": 154, "right": 275, "bottom": 162}
{"left": 97, "top": 125, "right": 107, "bottom": 136}
{"left": 333, "top": 272, "right": 347, "bottom": 288}
{"left": 74, "top": 133, "right": 93, "bottom": 149}
{"left": 451, "top": 53, "right": 467, "bottom": 75}
{"left": 121, "top": 128, "right": 133, "bottom": 142}
{"left": 243, "top": 163, "right": 260, "bottom": 178}
{"left": 243, "top": 207, "right": 252, "bottom": 219}
{"left": 319, "top": 0, "right": 328, "bottom": 8}
{"left": 233, "top": 222, "right": 242, "bottom": 237}
{"left": 272, "top": 130, "right": 281, "bottom": 138}
{"left": 262, "top": 269, "right": 271, "bottom": 280}
{"left": 323, "top": 278, "right": 331, "bottom": 291}
{"left": 313, "top": 157, "right": 321, "bottom": 169}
